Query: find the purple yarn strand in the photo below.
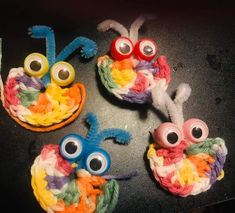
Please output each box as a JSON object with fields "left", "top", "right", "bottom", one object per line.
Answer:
{"left": 122, "top": 90, "right": 152, "bottom": 104}
{"left": 210, "top": 152, "right": 226, "bottom": 184}
{"left": 135, "top": 61, "right": 159, "bottom": 74}
{"left": 15, "top": 74, "right": 44, "bottom": 90}
{"left": 45, "top": 175, "right": 70, "bottom": 189}
{"left": 102, "top": 170, "right": 139, "bottom": 180}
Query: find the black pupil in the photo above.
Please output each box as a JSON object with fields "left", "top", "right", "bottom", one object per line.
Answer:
{"left": 119, "top": 42, "right": 130, "bottom": 54}
{"left": 30, "top": 60, "right": 41, "bottom": 71}
{"left": 58, "top": 69, "right": 70, "bottom": 80}
{"left": 143, "top": 45, "right": 153, "bottom": 55}
{"left": 65, "top": 141, "right": 77, "bottom": 154}
{"left": 167, "top": 132, "right": 178, "bottom": 144}
{"left": 90, "top": 158, "right": 102, "bottom": 171}
{"left": 192, "top": 127, "right": 203, "bottom": 139}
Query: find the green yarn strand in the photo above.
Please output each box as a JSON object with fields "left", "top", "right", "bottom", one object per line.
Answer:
{"left": 56, "top": 180, "right": 80, "bottom": 206}
{"left": 186, "top": 137, "right": 225, "bottom": 156}
{"left": 98, "top": 58, "right": 118, "bottom": 92}
{"left": 96, "top": 179, "right": 119, "bottom": 213}
{"left": 17, "top": 89, "right": 40, "bottom": 107}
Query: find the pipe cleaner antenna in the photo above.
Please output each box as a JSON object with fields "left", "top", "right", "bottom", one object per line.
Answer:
{"left": 129, "top": 15, "right": 146, "bottom": 44}
{"left": 97, "top": 19, "right": 129, "bottom": 37}
{"left": 28, "top": 25, "right": 56, "bottom": 66}
{"left": 97, "top": 128, "right": 132, "bottom": 146}
{"left": 85, "top": 112, "right": 100, "bottom": 142}
{"left": 129, "top": 14, "right": 156, "bottom": 43}
{"left": 152, "top": 83, "right": 191, "bottom": 129}
{"left": 84, "top": 112, "right": 131, "bottom": 145}
{"left": 56, "top": 36, "right": 98, "bottom": 62}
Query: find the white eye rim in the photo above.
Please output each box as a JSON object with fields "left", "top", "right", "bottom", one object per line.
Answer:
{"left": 60, "top": 137, "right": 83, "bottom": 159}
{"left": 139, "top": 40, "right": 157, "bottom": 56}
{"left": 86, "top": 152, "right": 108, "bottom": 175}
{"left": 50, "top": 61, "right": 75, "bottom": 85}
{"left": 186, "top": 120, "right": 209, "bottom": 143}
{"left": 163, "top": 127, "right": 182, "bottom": 147}
{"left": 155, "top": 123, "right": 182, "bottom": 148}
{"left": 115, "top": 38, "right": 133, "bottom": 55}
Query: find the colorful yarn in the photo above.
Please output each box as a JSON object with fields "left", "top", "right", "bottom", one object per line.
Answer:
{"left": 31, "top": 144, "right": 119, "bottom": 213}
{"left": 31, "top": 113, "right": 134, "bottom": 212}
{"left": 0, "top": 26, "right": 97, "bottom": 132}
{"left": 148, "top": 83, "right": 227, "bottom": 197}
{"left": 148, "top": 137, "right": 227, "bottom": 197}
{"left": 97, "top": 16, "right": 171, "bottom": 104}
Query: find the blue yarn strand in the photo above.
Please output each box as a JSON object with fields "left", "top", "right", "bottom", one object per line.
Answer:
{"left": 28, "top": 25, "right": 56, "bottom": 67}
{"left": 56, "top": 36, "right": 97, "bottom": 62}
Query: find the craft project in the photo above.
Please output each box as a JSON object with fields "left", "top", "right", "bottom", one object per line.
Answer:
{"left": 0, "top": 26, "right": 97, "bottom": 132}
{"left": 97, "top": 15, "right": 171, "bottom": 104}
{"left": 147, "top": 83, "right": 227, "bottom": 197}
{"left": 31, "top": 112, "right": 136, "bottom": 213}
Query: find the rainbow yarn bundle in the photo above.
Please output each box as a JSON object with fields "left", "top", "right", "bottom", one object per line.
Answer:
{"left": 0, "top": 26, "right": 97, "bottom": 132}
{"left": 31, "top": 113, "right": 133, "bottom": 212}
{"left": 147, "top": 83, "right": 227, "bottom": 196}
{"left": 97, "top": 16, "right": 171, "bottom": 104}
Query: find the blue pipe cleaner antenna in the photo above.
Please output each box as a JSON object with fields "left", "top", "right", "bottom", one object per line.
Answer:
{"left": 56, "top": 37, "right": 98, "bottom": 62}
{"left": 28, "top": 25, "right": 56, "bottom": 66}
{"left": 84, "top": 112, "right": 132, "bottom": 146}
{"left": 28, "top": 25, "right": 98, "bottom": 86}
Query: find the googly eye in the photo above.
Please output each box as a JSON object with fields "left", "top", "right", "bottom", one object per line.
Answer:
{"left": 110, "top": 37, "right": 134, "bottom": 60}
{"left": 183, "top": 119, "right": 209, "bottom": 143}
{"left": 134, "top": 38, "right": 157, "bottom": 61}
{"left": 24, "top": 53, "right": 49, "bottom": 78}
{"left": 153, "top": 122, "right": 182, "bottom": 148}
{"left": 60, "top": 134, "right": 85, "bottom": 161}
{"left": 85, "top": 149, "right": 111, "bottom": 175}
{"left": 50, "top": 61, "right": 75, "bottom": 86}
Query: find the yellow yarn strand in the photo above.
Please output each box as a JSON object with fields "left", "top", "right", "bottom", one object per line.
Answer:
{"left": 147, "top": 144, "right": 157, "bottom": 159}
{"left": 217, "top": 170, "right": 224, "bottom": 180}
{"left": 31, "top": 167, "right": 57, "bottom": 211}
{"left": 111, "top": 68, "right": 136, "bottom": 87}
{"left": 24, "top": 83, "right": 79, "bottom": 126}
{"left": 177, "top": 159, "right": 199, "bottom": 186}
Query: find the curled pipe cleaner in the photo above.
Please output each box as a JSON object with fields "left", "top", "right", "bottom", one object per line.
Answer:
{"left": 31, "top": 113, "right": 136, "bottom": 212}
{"left": 97, "top": 15, "right": 171, "bottom": 105}
{"left": 28, "top": 25, "right": 56, "bottom": 66}
{"left": 56, "top": 36, "right": 98, "bottom": 61}
{"left": 1, "top": 25, "right": 97, "bottom": 132}
{"left": 148, "top": 82, "right": 227, "bottom": 197}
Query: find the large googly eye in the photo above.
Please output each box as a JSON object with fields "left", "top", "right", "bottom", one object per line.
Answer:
{"left": 110, "top": 37, "right": 134, "bottom": 61}
{"left": 153, "top": 122, "right": 182, "bottom": 148}
{"left": 24, "top": 53, "right": 49, "bottom": 78}
{"left": 183, "top": 119, "right": 209, "bottom": 143}
{"left": 85, "top": 149, "right": 111, "bottom": 175}
{"left": 134, "top": 38, "right": 157, "bottom": 61}
{"left": 50, "top": 61, "right": 75, "bottom": 87}
{"left": 60, "top": 134, "right": 85, "bottom": 161}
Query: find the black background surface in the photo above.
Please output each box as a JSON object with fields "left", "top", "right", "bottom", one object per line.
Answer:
{"left": 0, "top": 1, "right": 235, "bottom": 212}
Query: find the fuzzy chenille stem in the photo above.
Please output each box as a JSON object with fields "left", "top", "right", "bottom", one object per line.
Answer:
{"left": 174, "top": 83, "right": 192, "bottom": 127}
{"left": 97, "top": 20, "right": 129, "bottom": 37}
{"left": 129, "top": 15, "right": 145, "bottom": 44}
{"left": 152, "top": 84, "right": 184, "bottom": 130}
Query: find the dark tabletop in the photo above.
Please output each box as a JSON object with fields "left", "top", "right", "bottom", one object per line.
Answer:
{"left": 0, "top": 1, "right": 235, "bottom": 212}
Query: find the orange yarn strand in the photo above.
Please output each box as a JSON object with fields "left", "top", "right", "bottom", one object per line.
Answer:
{"left": 56, "top": 176, "right": 106, "bottom": 213}
{"left": 188, "top": 154, "right": 215, "bottom": 178}
{"left": 112, "top": 59, "right": 133, "bottom": 70}
{"left": 4, "top": 83, "right": 86, "bottom": 132}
